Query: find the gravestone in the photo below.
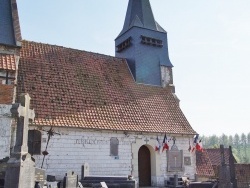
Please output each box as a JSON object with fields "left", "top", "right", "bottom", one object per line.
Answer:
{"left": 167, "top": 138, "right": 183, "bottom": 172}
{"left": 218, "top": 145, "right": 233, "bottom": 188}
{"left": 0, "top": 157, "right": 9, "bottom": 188}
{"left": 81, "top": 176, "right": 136, "bottom": 188}
{"left": 81, "top": 163, "right": 89, "bottom": 180}
{"left": 100, "top": 182, "right": 108, "bottom": 188}
{"left": 34, "top": 168, "right": 46, "bottom": 187}
{"left": 4, "top": 93, "right": 36, "bottom": 188}
{"left": 47, "top": 175, "right": 58, "bottom": 188}
{"left": 63, "top": 171, "right": 78, "bottom": 188}
{"left": 78, "top": 182, "right": 84, "bottom": 188}
{"left": 46, "top": 182, "right": 58, "bottom": 188}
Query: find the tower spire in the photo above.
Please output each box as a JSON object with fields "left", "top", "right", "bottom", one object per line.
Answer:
{"left": 118, "top": 0, "right": 166, "bottom": 37}
{"left": 0, "top": 0, "right": 22, "bottom": 47}
{"left": 115, "top": 0, "right": 174, "bottom": 88}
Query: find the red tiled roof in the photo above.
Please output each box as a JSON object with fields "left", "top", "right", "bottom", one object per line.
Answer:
{"left": 206, "top": 148, "right": 232, "bottom": 166}
{"left": 0, "top": 84, "right": 14, "bottom": 104}
{"left": 196, "top": 150, "right": 215, "bottom": 177}
{"left": 17, "top": 40, "right": 196, "bottom": 134}
{"left": 0, "top": 54, "right": 16, "bottom": 71}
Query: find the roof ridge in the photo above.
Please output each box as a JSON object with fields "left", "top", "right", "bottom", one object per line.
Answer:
{"left": 21, "top": 40, "right": 125, "bottom": 61}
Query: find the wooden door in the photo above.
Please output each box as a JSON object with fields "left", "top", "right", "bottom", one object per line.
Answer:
{"left": 138, "top": 145, "right": 151, "bottom": 186}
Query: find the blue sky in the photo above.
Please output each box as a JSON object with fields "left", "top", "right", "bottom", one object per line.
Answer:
{"left": 17, "top": 0, "right": 250, "bottom": 136}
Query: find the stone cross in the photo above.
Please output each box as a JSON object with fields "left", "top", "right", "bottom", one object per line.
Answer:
{"left": 5, "top": 93, "right": 36, "bottom": 188}
{"left": 172, "top": 137, "right": 176, "bottom": 145}
{"left": 144, "top": 138, "right": 149, "bottom": 144}
{"left": 11, "top": 93, "right": 35, "bottom": 154}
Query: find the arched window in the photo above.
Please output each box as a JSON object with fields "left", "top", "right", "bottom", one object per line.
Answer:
{"left": 110, "top": 137, "right": 119, "bottom": 156}
{"left": 28, "top": 130, "right": 41, "bottom": 155}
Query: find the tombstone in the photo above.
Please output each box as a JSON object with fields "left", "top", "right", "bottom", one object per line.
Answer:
{"left": 81, "top": 163, "right": 89, "bottom": 180}
{"left": 46, "top": 181, "right": 58, "bottom": 188}
{"left": 63, "top": 171, "right": 78, "bottom": 188}
{"left": 0, "top": 157, "right": 9, "bottom": 174}
{"left": 4, "top": 93, "right": 36, "bottom": 188}
{"left": 167, "top": 137, "right": 183, "bottom": 172}
{"left": 34, "top": 168, "right": 46, "bottom": 187}
{"left": 81, "top": 176, "right": 136, "bottom": 188}
{"left": 47, "top": 175, "right": 56, "bottom": 182}
{"left": 78, "top": 182, "right": 84, "bottom": 188}
{"left": 100, "top": 182, "right": 108, "bottom": 188}
{"left": 0, "top": 157, "right": 9, "bottom": 188}
{"left": 218, "top": 145, "right": 233, "bottom": 188}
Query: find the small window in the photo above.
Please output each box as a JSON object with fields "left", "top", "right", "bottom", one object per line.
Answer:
{"left": 28, "top": 130, "right": 41, "bottom": 155}
{"left": 141, "top": 35, "right": 163, "bottom": 47}
{"left": 116, "top": 37, "right": 131, "bottom": 52}
{"left": 110, "top": 137, "right": 119, "bottom": 156}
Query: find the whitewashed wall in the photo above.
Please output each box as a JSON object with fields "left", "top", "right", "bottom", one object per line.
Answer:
{"left": 31, "top": 126, "right": 196, "bottom": 185}
{"left": 0, "top": 105, "right": 12, "bottom": 159}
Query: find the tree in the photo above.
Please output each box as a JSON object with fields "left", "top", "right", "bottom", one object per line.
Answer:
{"left": 220, "top": 134, "right": 229, "bottom": 147}
{"left": 241, "top": 133, "right": 248, "bottom": 163}
{"left": 200, "top": 135, "right": 208, "bottom": 148}
{"left": 228, "top": 135, "right": 233, "bottom": 146}
{"left": 247, "top": 132, "right": 250, "bottom": 145}
{"left": 209, "top": 135, "right": 219, "bottom": 148}
{"left": 234, "top": 134, "right": 240, "bottom": 147}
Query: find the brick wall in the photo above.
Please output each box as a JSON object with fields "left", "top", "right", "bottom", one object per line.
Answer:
{"left": 0, "top": 84, "right": 14, "bottom": 104}
{"left": 236, "top": 164, "right": 250, "bottom": 188}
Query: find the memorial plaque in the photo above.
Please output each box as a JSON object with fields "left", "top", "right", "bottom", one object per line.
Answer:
{"left": 167, "top": 141, "right": 183, "bottom": 172}
{"left": 167, "top": 150, "right": 183, "bottom": 171}
{"left": 184, "top": 156, "right": 191, "bottom": 166}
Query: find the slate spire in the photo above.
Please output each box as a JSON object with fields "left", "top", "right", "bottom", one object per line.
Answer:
{"left": 115, "top": 0, "right": 174, "bottom": 88}
{"left": 0, "top": 0, "right": 22, "bottom": 47}
{"left": 118, "top": 0, "right": 166, "bottom": 37}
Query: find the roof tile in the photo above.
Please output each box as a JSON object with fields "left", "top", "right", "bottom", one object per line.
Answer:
{"left": 0, "top": 54, "right": 16, "bottom": 71}
{"left": 206, "top": 148, "right": 232, "bottom": 166}
{"left": 17, "top": 40, "right": 196, "bottom": 134}
{"left": 196, "top": 150, "right": 215, "bottom": 177}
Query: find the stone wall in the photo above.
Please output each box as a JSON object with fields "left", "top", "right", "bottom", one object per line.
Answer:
{"left": 0, "top": 104, "right": 12, "bottom": 159}
{"left": 236, "top": 164, "right": 250, "bottom": 188}
{"left": 31, "top": 126, "right": 196, "bottom": 185}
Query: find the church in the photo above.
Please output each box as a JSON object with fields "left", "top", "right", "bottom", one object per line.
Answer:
{"left": 0, "top": 0, "right": 197, "bottom": 186}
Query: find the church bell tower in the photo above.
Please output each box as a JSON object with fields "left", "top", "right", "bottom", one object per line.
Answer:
{"left": 115, "top": 0, "right": 174, "bottom": 89}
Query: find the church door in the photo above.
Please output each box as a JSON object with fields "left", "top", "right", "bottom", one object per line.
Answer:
{"left": 138, "top": 145, "right": 151, "bottom": 186}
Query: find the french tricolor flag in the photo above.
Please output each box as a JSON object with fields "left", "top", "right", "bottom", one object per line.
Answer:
{"left": 155, "top": 136, "right": 161, "bottom": 151}
{"left": 162, "top": 134, "right": 169, "bottom": 152}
